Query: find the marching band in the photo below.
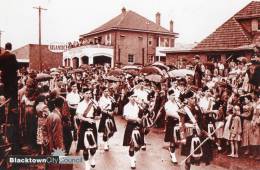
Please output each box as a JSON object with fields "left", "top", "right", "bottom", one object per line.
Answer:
{"left": 1, "top": 56, "right": 259, "bottom": 170}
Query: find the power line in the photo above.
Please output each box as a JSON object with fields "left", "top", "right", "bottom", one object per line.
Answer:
{"left": 33, "top": 6, "right": 47, "bottom": 71}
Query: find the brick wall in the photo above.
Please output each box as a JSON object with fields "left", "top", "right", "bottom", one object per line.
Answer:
{"left": 29, "top": 44, "right": 62, "bottom": 70}
{"left": 13, "top": 44, "right": 63, "bottom": 70}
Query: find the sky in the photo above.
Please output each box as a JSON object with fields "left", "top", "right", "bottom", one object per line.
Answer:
{"left": 0, "top": 0, "right": 254, "bottom": 49}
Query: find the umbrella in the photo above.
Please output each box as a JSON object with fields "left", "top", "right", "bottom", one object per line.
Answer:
{"left": 50, "top": 71, "right": 60, "bottom": 76}
{"left": 140, "top": 66, "right": 163, "bottom": 75}
{"left": 35, "top": 73, "right": 53, "bottom": 82}
{"left": 108, "top": 69, "right": 124, "bottom": 76}
{"left": 168, "top": 69, "right": 195, "bottom": 78}
{"left": 251, "top": 57, "right": 260, "bottom": 64}
{"left": 124, "top": 70, "right": 139, "bottom": 76}
{"left": 57, "top": 66, "right": 66, "bottom": 71}
{"left": 152, "top": 62, "right": 169, "bottom": 71}
{"left": 104, "top": 75, "right": 120, "bottom": 82}
{"left": 122, "top": 65, "right": 141, "bottom": 70}
{"left": 50, "top": 68, "right": 59, "bottom": 72}
{"left": 145, "top": 74, "right": 164, "bottom": 83}
{"left": 237, "top": 56, "right": 248, "bottom": 63}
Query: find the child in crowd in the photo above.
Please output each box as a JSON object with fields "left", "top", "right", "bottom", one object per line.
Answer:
{"left": 228, "top": 105, "right": 242, "bottom": 158}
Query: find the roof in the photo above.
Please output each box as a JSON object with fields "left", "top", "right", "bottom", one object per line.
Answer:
{"left": 81, "top": 10, "right": 178, "bottom": 37}
{"left": 235, "top": 1, "right": 260, "bottom": 19}
{"left": 193, "top": 1, "right": 258, "bottom": 51}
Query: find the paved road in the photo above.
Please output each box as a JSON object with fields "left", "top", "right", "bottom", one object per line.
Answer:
{"left": 70, "top": 115, "right": 228, "bottom": 170}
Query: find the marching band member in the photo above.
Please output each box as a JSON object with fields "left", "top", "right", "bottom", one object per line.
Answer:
{"left": 123, "top": 94, "right": 144, "bottom": 169}
{"left": 164, "top": 89, "right": 180, "bottom": 164}
{"left": 98, "top": 88, "right": 117, "bottom": 151}
{"left": 66, "top": 83, "right": 81, "bottom": 142}
{"left": 134, "top": 81, "right": 149, "bottom": 104}
{"left": 180, "top": 89, "right": 219, "bottom": 170}
{"left": 76, "top": 90, "right": 98, "bottom": 169}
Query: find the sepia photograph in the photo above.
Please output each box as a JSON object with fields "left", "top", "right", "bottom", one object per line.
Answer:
{"left": 0, "top": 0, "right": 260, "bottom": 169}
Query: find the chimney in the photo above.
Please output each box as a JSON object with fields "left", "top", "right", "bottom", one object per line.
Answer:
{"left": 121, "top": 7, "right": 126, "bottom": 14}
{"left": 170, "top": 20, "right": 174, "bottom": 32}
{"left": 156, "top": 12, "right": 161, "bottom": 25}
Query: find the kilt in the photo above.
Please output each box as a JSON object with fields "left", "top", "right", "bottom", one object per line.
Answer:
{"left": 98, "top": 112, "right": 117, "bottom": 133}
{"left": 123, "top": 121, "right": 144, "bottom": 146}
{"left": 164, "top": 116, "right": 179, "bottom": 142}
{"left": 77, "top": 121, "right": 98, "bottom": 150}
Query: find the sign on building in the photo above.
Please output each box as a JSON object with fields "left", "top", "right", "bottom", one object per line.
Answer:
{"left": 48, "top": 42, "right": 68, "bottom": 53}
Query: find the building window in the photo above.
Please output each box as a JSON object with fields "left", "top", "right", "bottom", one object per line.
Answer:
{"left": 105, "top": 34, "right": 111, "bottom": 45}
{"left": 128, "top": 54, "right": 134, "bottom": 64}
{"left": 148, "top": 37, "right": 153, "bottom": 46}
{"left": 98, "top": 37, "right": 102, "bottom": 44}
{"left": 94, "top": 37, "right": 98, "bottom": 44}
{"left": 164, "top": 38, "right": 169, "bottom": 47}
{"left": 160, "top": 56, "right": 166, "bottom": 62}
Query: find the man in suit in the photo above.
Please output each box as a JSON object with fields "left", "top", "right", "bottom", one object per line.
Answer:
{"left": 0, "top": 42, "right": 18, "bottom": 109}
{"left": 193, "top": 55, "right": 203, "bottom": 88}
{"left": 45, "top": 97, "right": 65, "bottom": 154}
{"left": 0, "top": 42, "right": 20, "bottom": 154}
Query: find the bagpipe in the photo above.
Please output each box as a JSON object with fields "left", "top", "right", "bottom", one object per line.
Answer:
{"left": 84, "top": 128, "right": 97, "bottom": 149}
{"left": 91, "top": 99, "right": 101, "bottom": 117}
{"left": 141, "top": 111, "right": 154, "bottom": 135}
{"left": 135, "top": 101, "right": 155, "bottom": 134}
{"left": 109, "top": 96, "right": 117, "bottom": 111}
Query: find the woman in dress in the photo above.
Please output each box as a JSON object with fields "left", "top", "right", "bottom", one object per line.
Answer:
{"left": 250, "top": 94, "right": 260, "bottom": 160}
{"left": 240, "top": 95, "right": 253, "bottom": 155}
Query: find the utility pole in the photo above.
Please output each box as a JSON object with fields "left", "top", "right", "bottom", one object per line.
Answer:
{"left": 0, "top": 30, "right": 4, "bottom": 54}
{"left": 33, "top": 6, "right": 47, "bottom": 71}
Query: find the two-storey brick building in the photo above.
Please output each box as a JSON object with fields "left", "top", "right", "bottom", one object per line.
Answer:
{"left": 63, "top": 7, "right": 178, "bottom": 68}
{"left": 165, "top": 1, "right": 260, "bottom": 65}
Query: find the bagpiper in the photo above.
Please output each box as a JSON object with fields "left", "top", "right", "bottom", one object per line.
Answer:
{"left": 164, "top": 89, "right": 181, "bottom": 164}
{"left": 98, "top": 88, "right": 117, "bottom": 151}
{"left": 75, "top": 90, "right": 98, "bottom": 169}
{"left": 123, "top": 94, "right": 145, "bottom": 169}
